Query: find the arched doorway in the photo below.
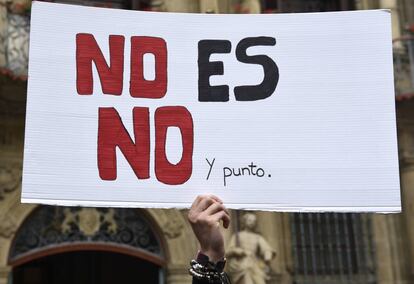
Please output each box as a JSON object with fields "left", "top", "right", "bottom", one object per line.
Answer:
{"left": 12, "top": 250, "right": 161, "bottom": 284}
{"left": 8, "top": 206, "right": 166, "bottom": 284}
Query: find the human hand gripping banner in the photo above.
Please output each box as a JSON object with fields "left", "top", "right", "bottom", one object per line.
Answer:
{"left": 22, "top": 2, "right": 401, "bottom": 212}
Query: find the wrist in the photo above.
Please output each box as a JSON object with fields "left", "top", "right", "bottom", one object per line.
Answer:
{"left": 199, "top": 248, "right": 225, "bottom": 263}
{"left": 189, "top": 254, "right": 229, "bottom": 283}
{"left": 196, "top": 250, "right": 226, "bottom": 273}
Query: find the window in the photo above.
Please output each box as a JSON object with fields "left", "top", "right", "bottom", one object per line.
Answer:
{"left": 291, "top": 213, "right": 376, "bottom": 284}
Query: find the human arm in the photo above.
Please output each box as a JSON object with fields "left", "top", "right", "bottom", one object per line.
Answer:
{"left": 188, "top": 195, "right": 231, "bottom": 284}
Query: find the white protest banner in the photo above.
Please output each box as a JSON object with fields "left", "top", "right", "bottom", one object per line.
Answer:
{"left": 22, "top": 2, "right": 400, "bottom": 211}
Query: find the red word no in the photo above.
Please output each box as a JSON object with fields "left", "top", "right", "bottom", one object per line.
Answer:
{"left": 76, "top": 33, "right": 167, "bottom": 98}
{"left": 98, "top": 107, "right": 194, "bottom": 185}
{"left": 76, "top": 33, "right": 193, "bottom": 185}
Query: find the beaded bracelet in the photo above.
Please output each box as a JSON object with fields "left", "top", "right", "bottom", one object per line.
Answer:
{"left": 189, "top": 259, "right": 231, "bottom": 284}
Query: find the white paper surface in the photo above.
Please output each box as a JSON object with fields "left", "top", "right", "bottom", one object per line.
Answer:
{"left": 22, "top": 2, "right": 401, "bottom": 212}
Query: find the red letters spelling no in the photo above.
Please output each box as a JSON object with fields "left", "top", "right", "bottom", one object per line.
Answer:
{"left": 76, "top": 33, "right": 167, "bottom": 98}
{"left": 98, "top": 107, "right": 193, "bottom": 185}
{"left": 76, "top": 34, "right": 193, "bottom": 185}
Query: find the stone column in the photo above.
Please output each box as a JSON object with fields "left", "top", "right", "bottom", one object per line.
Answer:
{"left": 372, "top": 215, "right": 393, "bottom": 284}
{"left": 0, "top": 2, "right": 7, "bottom": 67}
{"left": 398, "top": 117, "right": 414, "bottom": 281}
{"left": 0, "top": 266, "right": 11, "bottom": 284}
{"left": 379, "top": 0, "right": 402, "bottom": 44}
{"left": 400, "top": 163, "right": 414, "bottom": 278}
{"left": 371, "top": 214, "right": 411, "bottom": 283}
{"left": 355, "top": 0, "right": 377, "bottom": 10}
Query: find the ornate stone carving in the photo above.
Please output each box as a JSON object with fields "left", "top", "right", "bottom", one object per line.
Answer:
{"left": 10, "top": 206, "right": 161, "bottom": 262}
{"left": 0, "top": 213, "right": 17, "bottom": 238}
{"left": 61, "top": 208, "right": 77, "bottom": 234}
{"left": 78, "top": 208, "right": 101, "bottom": 236}
{"left": 163, "top": 217, "right": 184, "bottom": 239}
{"left": 61, "top": 207, "right": 117, "bottom": 237}
{"left": 227, "top": 212, "right": 276, "bottom": 284}
{"left": 0, "top": 165, "right": 21, "bottom": 200}
{"left": 103, "top": 208, "right": 117, "bottom": 234}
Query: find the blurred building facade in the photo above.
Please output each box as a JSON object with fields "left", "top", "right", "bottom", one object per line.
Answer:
{"left": 1, "top": 0, "right": 414, "bottom": 283}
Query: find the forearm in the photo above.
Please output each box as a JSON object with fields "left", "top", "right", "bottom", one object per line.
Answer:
{"left": 188, "top": 195, "right": 231, "bottom": 284}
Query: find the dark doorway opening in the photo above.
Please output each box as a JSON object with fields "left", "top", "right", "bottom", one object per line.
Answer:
{"left": 12, "top": 250, "right": 161, "bottom": 284}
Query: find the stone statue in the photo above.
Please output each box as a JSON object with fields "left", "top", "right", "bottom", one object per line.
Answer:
{"left": 226, "top": 212, "right": 276, "bottom": 284}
